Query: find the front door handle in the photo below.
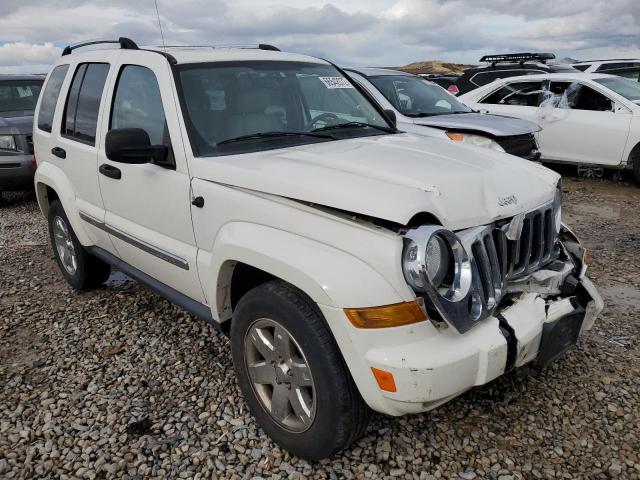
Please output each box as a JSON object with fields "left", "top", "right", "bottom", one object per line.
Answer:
{"left": 51, "top": 147, "right": 66, "bottom": 159}
{"left": 99, "top": 163, "right": 122, "bottom": 180}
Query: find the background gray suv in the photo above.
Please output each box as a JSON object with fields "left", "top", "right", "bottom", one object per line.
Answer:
{"left": 0, "top": 74, "right": 44, "bottom": 201}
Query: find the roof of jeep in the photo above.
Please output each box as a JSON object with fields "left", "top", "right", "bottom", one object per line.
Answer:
{"left": 142, "top": 46, "right": 328, "bottom": 65}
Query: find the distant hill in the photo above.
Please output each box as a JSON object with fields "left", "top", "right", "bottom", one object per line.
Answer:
{"left": 393, "top": 60, "right": 474, "bottom": 75}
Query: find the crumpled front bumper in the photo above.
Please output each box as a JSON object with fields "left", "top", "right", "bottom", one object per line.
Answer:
{"left": 321, "top": 251, "right": 603, "bottom": 417}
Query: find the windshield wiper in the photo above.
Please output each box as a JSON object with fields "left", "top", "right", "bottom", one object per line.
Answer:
{"left": 217, "top": 131, "right": 335, "bottom": 145}
{"left": 311, "top": 122, "right": 396, "bottom": 134}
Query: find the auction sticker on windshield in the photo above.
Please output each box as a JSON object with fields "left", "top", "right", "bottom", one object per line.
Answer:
{"left": 319, "top": 77, "right": 354, "bottom": 89}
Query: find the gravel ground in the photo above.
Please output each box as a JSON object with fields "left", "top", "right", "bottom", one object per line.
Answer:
{"left": 1, "top": 175, "right": 639, "bottom": 480}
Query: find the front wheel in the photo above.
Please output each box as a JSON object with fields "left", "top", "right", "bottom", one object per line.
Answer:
{"left": 47, "top": 200, "right": 111, "bottom": 290}
{"left": 230, "top": 280, "right": 370, "bottom": 460}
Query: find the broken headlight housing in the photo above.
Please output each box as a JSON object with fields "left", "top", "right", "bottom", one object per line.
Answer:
{"left": 402, "top": 226, "right": 474, "bottom": 326}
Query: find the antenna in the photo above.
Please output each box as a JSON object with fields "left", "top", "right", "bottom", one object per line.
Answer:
{"left": 153, "top": 0, "right": 167, "bottom": 53}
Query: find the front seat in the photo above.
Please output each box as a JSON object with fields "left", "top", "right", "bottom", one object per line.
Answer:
{"left": 227, "top": 89, "right": 283, "bottom": 139}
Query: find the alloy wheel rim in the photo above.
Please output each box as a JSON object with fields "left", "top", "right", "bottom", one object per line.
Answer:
{"left": 243, "top": 318, "right": 316, "bottom": 433}
{"left": 53, "top": 216, "right": 77, "bottom": 275}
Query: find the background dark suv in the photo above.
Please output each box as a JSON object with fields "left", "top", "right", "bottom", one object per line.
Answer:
{"left": 449, "top": 53, "right": 579, "bottom": 95}
{"left": 0, "top": 74, "right": 44, "bottom": 201}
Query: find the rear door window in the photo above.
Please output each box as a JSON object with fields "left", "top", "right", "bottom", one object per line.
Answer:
{"left": 62, "top": 63, "right": 110, "bottom": 145}
{"left": 37, "top": 65, "right": 69, "bottom": 132}
{"left": 480, "top": 81, "right": 544, "bottom": 106}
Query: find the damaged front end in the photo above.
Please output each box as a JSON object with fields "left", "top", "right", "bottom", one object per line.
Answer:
{"left": 402, "top": 192, "right": 603, "bottom": 369}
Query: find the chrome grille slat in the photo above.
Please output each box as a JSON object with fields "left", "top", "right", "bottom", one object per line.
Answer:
{"left": 531, "top": 213, "right": 544, "bottom": 266}
{"left": 484, "top": 234, "right": 503, "bottom": 300}
{"left": 496, "top": 229, "right": 508, "bottom": 281}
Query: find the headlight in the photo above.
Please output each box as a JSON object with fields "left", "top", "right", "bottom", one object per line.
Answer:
{"left": 0, "top": 135, "right": 17, "bottom": 151}
{"left": 402, "top": 226, "right": 472, "bottom": 302}
{"left": 446, "top": 132, "right": 505, "bottom": 152}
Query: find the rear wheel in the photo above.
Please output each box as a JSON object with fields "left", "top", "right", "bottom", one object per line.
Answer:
{"left": 230, "top": 280, "right": 370, "bottom": 460}
{"left": 48, "top": 200, "right": 111, "bottom": 290}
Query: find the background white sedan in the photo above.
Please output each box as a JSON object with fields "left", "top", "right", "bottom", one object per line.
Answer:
{"left": 460, "top": 73, "right": 640, "bottom": 184}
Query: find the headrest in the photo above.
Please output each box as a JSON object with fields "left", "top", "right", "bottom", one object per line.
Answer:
{"left": 236, "top": 88, "right": 272, "bottom": 113}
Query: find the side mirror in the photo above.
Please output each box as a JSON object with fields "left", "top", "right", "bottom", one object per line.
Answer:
{"left": 384, "top": 109, "right": 397, "bottom": 128}
{"left": 105, "top": 128, "right": 168, "bottom": 164}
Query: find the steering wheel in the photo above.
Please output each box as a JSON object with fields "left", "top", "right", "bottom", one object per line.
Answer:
{"left": 305, "top": 112, "right": 340, "bottom": 131}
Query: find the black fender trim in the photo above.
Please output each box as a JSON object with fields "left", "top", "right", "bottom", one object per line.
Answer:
{"left": 87, "top": 246, "right": 221, "bottom": 330}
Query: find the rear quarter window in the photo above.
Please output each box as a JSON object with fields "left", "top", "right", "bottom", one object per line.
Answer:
{"left": 37, "top": 65, "right": 69, "bottom": 132}
{"left": 61, "top": 63, "right": 110, "bottom": 145}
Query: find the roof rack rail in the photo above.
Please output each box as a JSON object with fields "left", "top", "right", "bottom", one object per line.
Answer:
{"left": 61, "top": 37, "right": 138, "bottom": 56}
{"left": 148, "top": 44, "right": 280, "bottom": 52}
{"left": 479, "top": 53, "right": 556, "bottom": 65}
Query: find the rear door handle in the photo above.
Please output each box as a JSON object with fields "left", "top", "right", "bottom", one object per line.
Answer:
{"left": 51, "top": 147, "right": 66, "bottom": 159}
{"left": 99, "top": 163, "right": 121, "bottom": 180}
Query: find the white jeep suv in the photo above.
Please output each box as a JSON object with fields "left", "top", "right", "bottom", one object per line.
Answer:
{"left": 33, "top": 38, "right": 602, "bottom": 460}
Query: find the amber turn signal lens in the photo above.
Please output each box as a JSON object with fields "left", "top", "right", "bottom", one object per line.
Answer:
{"left": 344, "top": 301, "right": 427, "bottom": 329}
{"left": 371, "top": 367, "right": 397, "bottom": 392}
{"left": 446, "top": 132, "right": 465, "bottom": 142}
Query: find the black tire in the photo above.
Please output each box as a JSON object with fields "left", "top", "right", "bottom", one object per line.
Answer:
{"left": 633, "top": 156, "right": 640, "bottom": 187}
{"left": 230, "top": 280, "right": 371, "bottom": 460}
{"left": 48, "top": 200, "right": 111, "bottom": 290}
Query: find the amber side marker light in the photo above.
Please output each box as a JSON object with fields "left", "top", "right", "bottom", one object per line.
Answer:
{"left": 371, "top": 367, "right": 397, "bottom": 392}
{"left": 446, "top": 132, "right": 465, "bottom": 142}
{"left": 344, "top": 301, "right": 427, "bottom": 329}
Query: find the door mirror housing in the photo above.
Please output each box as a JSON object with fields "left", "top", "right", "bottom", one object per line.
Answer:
{"left": 105, "top": 128, "right": 168, "bottom": 164}
{"left": 384, "top": 109, "right": 397, "bottom": 128}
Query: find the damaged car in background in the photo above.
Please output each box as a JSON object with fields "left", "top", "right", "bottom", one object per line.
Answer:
{"left": 460, "top": 73, "right": 640, "bottom": 185}
{"left": 345, "top": 67, "right": 541, "bottom": 160}
{"left": 34, "top": 39, "right": 603, "bottom": 460}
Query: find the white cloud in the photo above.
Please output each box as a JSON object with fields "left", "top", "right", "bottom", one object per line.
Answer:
{"left": 0, "top": 0, "right": 638, "bottom": 73}
{"left": 0, "top": 42, "right": 61, "bottom": 71}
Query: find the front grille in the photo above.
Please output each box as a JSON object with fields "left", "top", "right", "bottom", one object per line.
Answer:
{"left": 470, "top": 203, "right": 557, "bottom": 311}
{"left": 495, "top": 133, "right": 536, "bottom": 158}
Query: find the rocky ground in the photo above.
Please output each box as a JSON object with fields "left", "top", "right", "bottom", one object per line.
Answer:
{"left": 1, "top": 174, "right": 639, "bottom": 480}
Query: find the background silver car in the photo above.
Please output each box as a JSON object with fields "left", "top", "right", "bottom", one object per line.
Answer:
{"left": 346, "top": 67, "right": 542, "bottom": 160}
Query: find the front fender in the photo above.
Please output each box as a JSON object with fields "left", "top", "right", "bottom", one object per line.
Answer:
{"left": 199, "top": 221, "right": 406, "bottom": 322}
{"left": 34, "top": 163, "right": 93, "bottom": 246}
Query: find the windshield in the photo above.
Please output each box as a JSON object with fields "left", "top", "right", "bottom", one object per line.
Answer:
{"left": 610, "top": 68, "right": 640, "bottom": 83}
{"left": 0, "top": 80, "right": 43, "bottom": 116}
{"left": 368, "top": 75, "right": 472, "bottom": 117}
{"left": 595, "top": 76, "right": 640, "bottom": 101}
{"left": 176, "top": 61, "right": 391, "bottom": 156}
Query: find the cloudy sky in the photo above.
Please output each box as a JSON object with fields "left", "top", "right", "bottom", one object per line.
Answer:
{"left": 0, "top": 0, "right": 638, "bottom": 73}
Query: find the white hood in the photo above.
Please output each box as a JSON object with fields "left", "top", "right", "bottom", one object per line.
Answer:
{"left": 190, "top": 133, "right": 559, "bottom": 230}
